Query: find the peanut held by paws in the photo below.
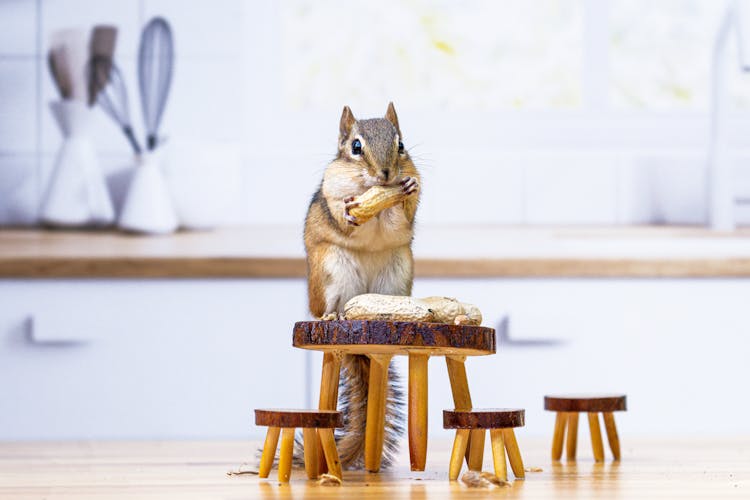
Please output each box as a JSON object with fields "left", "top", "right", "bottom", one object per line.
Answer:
{"left": 347, "top": 184, "right": 410, "bottom": 224}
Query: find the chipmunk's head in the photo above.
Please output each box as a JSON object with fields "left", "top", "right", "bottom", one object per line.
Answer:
{"left": 337, "top": 102, "right": 409, "bottom": 186}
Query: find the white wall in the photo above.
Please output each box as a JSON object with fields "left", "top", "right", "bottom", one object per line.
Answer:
{"left": 3, "top": 0, "right": 750, "bottom": 227}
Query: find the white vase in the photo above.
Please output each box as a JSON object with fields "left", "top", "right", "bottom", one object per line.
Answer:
{"left": 40, "top": 100, "right": 114, "bottom": 227}
{"left": 117, "top": 150, "right": 179, "bottom": 234}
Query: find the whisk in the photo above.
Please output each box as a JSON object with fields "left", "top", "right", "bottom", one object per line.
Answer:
{"left": 138, "top": 17, "right": 174, "bottom": 151}
{"left": 88, "top": 56, "right": 142, "bottom": 155}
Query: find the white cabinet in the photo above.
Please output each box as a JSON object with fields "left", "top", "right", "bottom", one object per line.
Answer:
{"left": 411, "top": 278, "right": 750, "bottom": 437}
{"left": 3, "top": 277, "right": 749, "bottom": 440}
{"left": 0, "top": 279, "right": 309, "bottom": 440}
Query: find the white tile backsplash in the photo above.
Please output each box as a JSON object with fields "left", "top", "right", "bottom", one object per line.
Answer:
{"left": 731, "top": 157, "right": 750, "bottom": 225}
{"left": 647, "top": 155, "right": 708, "bottom": 225}
{"left": 0, "top": 59, "right": 37, "bottom": 153}
{"left": 418, "top": 152, "right": 524, "bottom": 225}
{"left": 162, "top": 140, "right": 245, "bottom": 226}
{"left": 158, "top": 58, "right": 244, "bottom": 144}
{"left": 0, "top": 155, "right": 38, "bottom": 225}
{"left": 243, "top": 152, "right": 324, "bottom": 225}
{"left": 144, "top": 0, "right": 246, "bottom": 59}
{"left": 733, "top": 156, "right": 750, "bottom": 201}
{"left": 735, "top": 202, "right": 750, "bottom": 226}
{"left": 524, "top": 153, "right": 619, "bottom": 224}
{"left": 0, "top": 0, "right": 37, "bottom": 56}
{"left": 617, "top": 156, "right": 656, "bottom": 224}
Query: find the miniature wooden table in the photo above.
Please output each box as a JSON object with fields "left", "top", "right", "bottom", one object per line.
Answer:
{"left": 293, "top": 320, "right": 496, "bottom": 472}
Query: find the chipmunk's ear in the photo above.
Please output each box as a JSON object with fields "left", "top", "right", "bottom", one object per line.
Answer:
{"left": 385, "top": 102, "right": 402, "bottom": 136}
{"left": 339, "top": 105, "right": 356, "bottom": 140}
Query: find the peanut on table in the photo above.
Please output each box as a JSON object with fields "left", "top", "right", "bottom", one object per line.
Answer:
{"left": 344, "top": 294, "right": 482, "bottom": 326}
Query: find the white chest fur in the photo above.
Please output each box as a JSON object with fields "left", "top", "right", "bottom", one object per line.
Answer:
{"left": 322, "top": 236, "right": 413, "bottom": 314}
{"left": 347, "top": 205, "right": 413, "bottom": 251}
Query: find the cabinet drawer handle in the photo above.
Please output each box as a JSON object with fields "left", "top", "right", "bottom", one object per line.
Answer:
{"left": 497, "top": 316, "right": 566, "bottom": 348}
{"left": 25, "top": 316, "right": 89, "bottom": 347}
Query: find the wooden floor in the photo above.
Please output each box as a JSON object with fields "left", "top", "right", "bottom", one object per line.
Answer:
{"left": 1, "top": 437, "right": 748, "bottom": 499}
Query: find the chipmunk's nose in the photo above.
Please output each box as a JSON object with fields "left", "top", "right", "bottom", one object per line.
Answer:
{"left": 381, "top": 168, "right": 391, "bottom": 182}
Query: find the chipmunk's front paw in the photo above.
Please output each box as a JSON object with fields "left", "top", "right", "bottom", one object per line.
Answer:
{"left": 320, "top": 313, "right": 338, "bottom": 321}
{"left": 401, "top": 176, "right": 419, "bottom": 195}
{"left": 344, "top": 196, "right": 361, "bottom": 226}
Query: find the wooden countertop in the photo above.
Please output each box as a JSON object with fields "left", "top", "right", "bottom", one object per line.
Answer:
{"left": 0, "top": 438, "right": 747, "bottom": 498}
{"left": 2, "top": 225, "right": 750, "bottom": 278}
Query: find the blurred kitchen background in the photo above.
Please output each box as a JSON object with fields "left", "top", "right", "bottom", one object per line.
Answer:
{"left": 2, "top": 0, "right": 750, "bottom": 445}
{"left": 3, "top": 0, "right": 750, "bottom": 226}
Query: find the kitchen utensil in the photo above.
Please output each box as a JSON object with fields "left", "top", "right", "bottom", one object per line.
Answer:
{"left": 40, "top": 100, "right": 115, "bottom": 227}
{"left": 48, "top": 29, "right": 88, "bottom": 101}
{"left": 88, "top": 56, "right": 142, "bottom": 154}
{"left": 87, "top": 25, "right": 118, "bottom": 105}
{"left": 47, "top": 49, "right": 73, "bottom": 99}
{"left": 138, "top": 17, "right": 174, "bottom": 150}
{"left": 117, "top": 150, "right": 178, "bottom": 234}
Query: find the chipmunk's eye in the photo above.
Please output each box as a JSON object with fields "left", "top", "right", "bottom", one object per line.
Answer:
{"left": 398, "top": 141, "right": 405, "bottom": 154}
{"left": 351, "top": 139, "right": 362, "bottom": 156}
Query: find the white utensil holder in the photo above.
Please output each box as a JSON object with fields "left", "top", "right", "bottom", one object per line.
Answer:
{"left": 117, "top": 150, "right": 179, "bottom": 234}
{"left": 40, "top": 100, "right": 114, "bottom": 227}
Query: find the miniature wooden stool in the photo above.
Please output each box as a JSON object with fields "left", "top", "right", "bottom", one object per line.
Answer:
{"left": 254, "top": 409, "right": 343, "bottom": 482}
{"left": 544, "top": 394, "right": 627, "bottom": 462}
{"left": 443, "top": 409, "right": 526, "bottom": 481}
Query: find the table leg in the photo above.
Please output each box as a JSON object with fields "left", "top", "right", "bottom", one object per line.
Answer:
{"left": 445, "top": 356, "right": 471, "bottom": 408}
{"left": 364, "top": 354, "right": 392, "bottom": 472}
{"left": 318, "top": 351, "right": 342, "bottom": 409}
{"left": 408, "top": 353, "right": 429, "bottom": 471}
{"left": 317, "top": 351, "right": 341, "bottom": 474}
{"left": 445, "top": 355, "right": 484, "bottom": 470}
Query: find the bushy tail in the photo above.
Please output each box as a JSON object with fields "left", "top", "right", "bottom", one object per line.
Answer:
{"left": 262, "top": 354, "right": 405, "bottom": 471}
{"left": 336, "top": 354, "right": 405, "bottom": 470}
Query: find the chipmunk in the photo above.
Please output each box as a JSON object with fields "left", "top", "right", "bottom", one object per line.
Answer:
{"left": 304, "top": 103, "right": 420, "bottom": 469}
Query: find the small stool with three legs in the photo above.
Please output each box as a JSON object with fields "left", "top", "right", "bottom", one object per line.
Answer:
{"left": 544, "top": 394, "right": 627, "bottom": 462}
{"left": 443, "top": 409, "right": 526, "bottom": 481}
{"left": 255, "top": 409, "right": 343, "bottom": 483}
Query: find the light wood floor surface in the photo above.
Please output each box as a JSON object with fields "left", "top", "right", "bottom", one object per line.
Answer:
{"left": 1, "top": 437, "right": 748, "bottom": 499}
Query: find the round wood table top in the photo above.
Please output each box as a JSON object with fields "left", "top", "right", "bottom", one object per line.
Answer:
{"left": 254, "top": 409, "right": 343, "bottom": 428}
{"left": 293, "top": 320, "right": 496, "bottom": 356}
{"left": 443, "top": 409, "right": 525, "bottom": 429}
{"left": 544, "top": 394, "right": 627, "bottom": 413}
